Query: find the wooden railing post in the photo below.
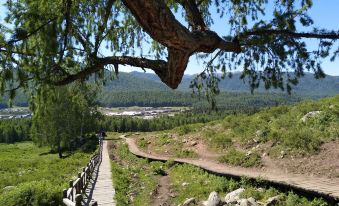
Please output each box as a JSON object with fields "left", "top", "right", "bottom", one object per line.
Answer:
{"left": 69, "top": 180, "right": 73, "bottom": 201}
{"left": 89, "top": 200, "right": 98, "bottom": 206}
{"left": 75, "top": 194, "right": 82, "bottom": 206}
{"left": 82, "top": 167, "right": 86, "bottom": 192}
{"left": 76, "top": 173, "right": 81, "bottom": 194}
{"left": 62, "top": 140, "right": 102, "bottom": 205}
{"left": 63, "top": 189, "right": 67, "bottom": 198}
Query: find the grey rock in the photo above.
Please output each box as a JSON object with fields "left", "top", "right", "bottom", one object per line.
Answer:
{"left": 279, "top": 150, "right": 286, "bottom": 159}
{"left": 204, "top": 191, "right": 221, "bottom": 206}
{"left": 264, "top": 195, "right": 281, "bottom": 206}
{"left": 247, "top": 197, "right": 258, "bottom": 205}
{"left": 236, "top": 197, "right": 258, "bottom": 206}
{"left": 182, "top": 198, "right": 196, "bottom": 206}
{"left": 182, "top": 182, "right": 189, "bottom": 187}
{"left": 225, "top": 188, "right": 245, "bottom": 204}
{"left": 301, "top": 111, "right": 322, "bottom": 122}
{"left": 255, "top": 130, "right": 263, "bottom": 138}
{"left": 3, "top": 186, "right": 15, "bottom": 191}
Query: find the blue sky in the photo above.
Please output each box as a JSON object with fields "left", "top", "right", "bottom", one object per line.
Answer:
{"left": 0, "top": 1, "right": 338, "bottom": 76}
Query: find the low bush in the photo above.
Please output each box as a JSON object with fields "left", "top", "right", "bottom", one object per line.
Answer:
{"left": 175, "top": 149, "right": 197, "bottom": 158}
{"left": 137, "top": 138, "right": 149, "bottom": 148}
{"left": 0, "top": 142, "right": 92, "bottom": 206}
{"left": 218, "top": 149, "right": 261, "bottom": 167}
{"left": 0, "top": 180, "right": 61, "bottom": 206}
{"left": 208, "top": 133, "right": 233, "bottom": 149}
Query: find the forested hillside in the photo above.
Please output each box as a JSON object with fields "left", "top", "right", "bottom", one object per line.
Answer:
{"left": 130, "top": 71, "right": 339, "bottom": 96}
{"left": 1, "top": 72, "right": 338, "bottom": 108}
{"left": 99, "top": 91, "right": 302, "bottom": 110}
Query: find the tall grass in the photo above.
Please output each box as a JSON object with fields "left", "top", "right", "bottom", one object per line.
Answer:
{"left": 218, "top": 96, "right": 339, "bottom": 154}
{"left": 0, "top": 142, "right": 92, "bottom": 206}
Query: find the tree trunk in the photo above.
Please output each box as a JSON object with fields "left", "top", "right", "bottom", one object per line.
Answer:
{"left": 58, "top": 144, "right": 63, "bottom": 158}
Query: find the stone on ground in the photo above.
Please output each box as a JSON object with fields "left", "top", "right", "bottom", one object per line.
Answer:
{"left": 225, "top": 188, "right": 245, "bottom": 204}
{"left": 182, "top": 197, "right": 196, "bottom": 206}
{"left": 202, "top": 191, "right": 221, "bottom": 206}
{"left": 264, "top": 195, "right": 281, "bottom": 206}
{"left": 301, "top": 111, "right": 322, "bottom": 122}
{"left": 236, "top": 197, "right": 258, "bottom": 206}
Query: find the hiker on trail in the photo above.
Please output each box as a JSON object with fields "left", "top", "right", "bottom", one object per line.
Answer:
{"left": 97, "top": 131, "right": 103, "bottom": 141}
{"left": 100, "top": 128, "right": 106, "bottom": 140}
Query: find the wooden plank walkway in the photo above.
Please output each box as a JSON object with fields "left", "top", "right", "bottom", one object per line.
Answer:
{"left": 91, "top": 140, "right": 116, "bottom": 206}
{"left": 125, "top": 138, "right": 339, "bottom": 204}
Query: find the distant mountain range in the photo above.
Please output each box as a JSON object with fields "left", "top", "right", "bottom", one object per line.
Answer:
{"left": 1, "top": 71, "right": 338, "bottom": 108}
{"left": 105, "top": 71, "right": 339, "bottom": 96}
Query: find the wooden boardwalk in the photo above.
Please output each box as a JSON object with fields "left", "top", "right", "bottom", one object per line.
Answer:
{"left": 90, "top": 140, "right": 116, "bottom": 206}
{"left": 125, "top": 138, "right": 339, "bottom": 204}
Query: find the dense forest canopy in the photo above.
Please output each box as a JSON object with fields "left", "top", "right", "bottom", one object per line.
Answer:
{"left": 0, "top": 0, "right": 338, "bottom": 101}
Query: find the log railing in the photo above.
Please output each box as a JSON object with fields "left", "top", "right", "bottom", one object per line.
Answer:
{"left": 62, "top": 140, "right": 103, "bottom": 206}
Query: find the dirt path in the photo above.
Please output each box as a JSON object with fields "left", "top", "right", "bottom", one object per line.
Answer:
{"left": 151, "top": 174, "right": 172, "bottom": 206}
{"left": 125, "top": 138, "right": 339, "bottom": 203}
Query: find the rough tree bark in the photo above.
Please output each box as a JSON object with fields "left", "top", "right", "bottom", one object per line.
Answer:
{"left": 120, "top": 0, "right": 241, "bottom": 89}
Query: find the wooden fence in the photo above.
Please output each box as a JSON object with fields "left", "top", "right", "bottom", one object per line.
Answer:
{"left": 62, "top": 140, "right": 103, "bottom": 206}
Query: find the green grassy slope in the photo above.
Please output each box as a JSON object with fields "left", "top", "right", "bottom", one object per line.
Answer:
{"left": 0, "top": 142, "right": 92, "bottom": 205}
{"left": 141, "top": 95, "right": 339, "bottom": 166}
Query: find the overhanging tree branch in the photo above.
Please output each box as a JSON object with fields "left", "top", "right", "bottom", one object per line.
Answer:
{"left": 176, "top": 0, "right": 207, "bottom": 30}
{"left": 121, "top": 0, "right": 241, "bottom": 88}
{"left": 50, "top": 56, "right": 167, "bottom": 86}
{"left": 240, "top": 29, "right": 339, "bottom": 40}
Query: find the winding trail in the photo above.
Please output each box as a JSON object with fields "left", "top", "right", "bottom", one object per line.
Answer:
{"left": 125, "top": 138, "right": 339, "bottom": 204}
{"left": 91, "top": 140, "right": 116, "bottom": 206}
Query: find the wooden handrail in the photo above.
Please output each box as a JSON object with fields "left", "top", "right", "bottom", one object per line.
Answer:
{"left": 63, "top": 140, "right": 103, "bottom": 206}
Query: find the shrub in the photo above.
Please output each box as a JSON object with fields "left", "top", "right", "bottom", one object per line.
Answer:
{"left": 156, "top": 133, "right": 171, "bottom": 146}
{"left": 282, "top": 128, "right": 322, "bottom": 154}
{"left": 137, "top": 138, "right": 149, "bottom": 148}
{"left": 218, "top": 149, "right": 261, "bottom": 167}
{"left": 240, "top": 187, "right": 280, "bottom": 202}
{"left": 284, "top": 192, "right": 328, "bottom": 206}
{"left": 175, "top": 149, "right": 197, "bottom": 158}
{"left": 178, "top": 125, "right": 193, "bottom": 135}
{"left": 152, "top": 167, "right": 167, "bottom": 176}
{"left": 0, "top": 180, "right": 61, "bottom": 206}
{"left": 164, "top": 159, "right": 176, "bottom": 169}
{"left": 240, "top": 187, "right": 263, "bottom": 200}
{"left": 208, "top": 133, "right": 233, "bottom": 149}
{"left": 176, "top": 123, "right": 203, "bottom": 136}
{"left": 80, "top": 134, "right": 98, "bottom": 153}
